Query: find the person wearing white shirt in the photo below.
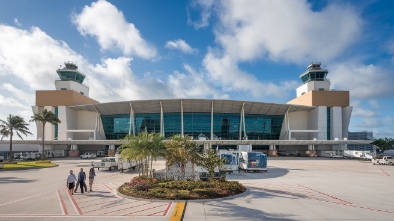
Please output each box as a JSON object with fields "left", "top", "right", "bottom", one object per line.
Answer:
{"left": 66, "top": 170, "right": 77, "bottom": 195}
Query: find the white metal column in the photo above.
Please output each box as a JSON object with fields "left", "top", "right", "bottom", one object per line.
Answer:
{"left": 239, "top": 103, "right": 244, "bottom": 140}
{"left": 181, "top": 100, "right": 184, "bottom": 137}
{"left": 130, "top": 103, "right": 135, "bottom": 136}
{"left": 92, "top": 105, "right": 100, "bottom": 140}
{"left": 242, "top": 103, "right": 246, "bottom": 139}
{"left": 211, "top": 101, "right": 213, "bottom": 140}
{"left": 160, "top": 101, "right": 164, "bottom": 136}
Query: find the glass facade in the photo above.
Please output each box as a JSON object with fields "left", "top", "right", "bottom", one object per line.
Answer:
{"left": 57, "top": 71, "right": 85, "bottom": 84}
{"left": 101, "top": 114, "right": 130, "bottom": 140}
{"left": 101, "top": 111, "right": 284, "bottom": 140}
{"left": 213, "top": 113, "right": 240, "bottom": 140}
{"left": 300, "top": 71, "right": 328, "bottom": 83}
{"left": 244, "top": 114, "right": 284, "bottom": 140}
{"left": 135, "top": 113, "right": 160, "bottom": 134}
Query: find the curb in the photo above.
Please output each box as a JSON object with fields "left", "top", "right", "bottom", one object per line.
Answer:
{"left": 115, "top": 185, "right": 250, "bottom": 203}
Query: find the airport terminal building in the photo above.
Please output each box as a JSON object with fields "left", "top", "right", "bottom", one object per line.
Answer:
{"left": 26, "top": 62, "right": 369, "bottom": 157}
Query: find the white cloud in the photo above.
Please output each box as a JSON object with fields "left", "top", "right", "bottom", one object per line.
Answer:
{"left": 72, "top": 0, "right": 157, "bottom": 59}
{"left": 165, "top": 39, "right": 197, "bottom": 54}
{"left": 198, "top": 0, "right": 361, "bottom": 99}
{"left": 1, "top": 83, "right": 34, "bottom": 105}
{"left": 168, "top": 64, "right": 228, "bottom": 98}
{"left": 329, "top": 63, "right": 394, "bottom": 99}
{"left": 352, "top": 106, "right": 377, "bottom": 118}
{"left": 14, "top": 18, "right": 22, "bottom": 26}
{"left": 368, "top": 100, "right": 380, "bottom": 109}
{"left": 188, "top": 0, "right": 215, "bottom": 29}
{"left": 203, "top": 50, "right": 298, "bottom": 98}
{"left": 0, "top": 95, "right": 27, "bottom": 108}
{"left": 0, "top": 25, "right": 83, "bottom": 90}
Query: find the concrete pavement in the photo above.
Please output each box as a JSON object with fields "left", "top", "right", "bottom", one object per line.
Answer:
{"left": 1, "top": 157, "right": 393, "bottom": 220}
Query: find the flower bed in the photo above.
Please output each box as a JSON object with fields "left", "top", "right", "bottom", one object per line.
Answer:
{"left": 118, "top": 176, "right": 246, "bottom": 200}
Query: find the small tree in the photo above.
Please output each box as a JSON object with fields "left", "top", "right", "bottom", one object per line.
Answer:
{"left": 200, "top": 149, "right": 225, "bottom": 179}
{"left": 165, "top": 135, "right": 203, "bottom": 179}
{"left": 0, "top": 115, "right": 32, "bottom": 162}
{"left": 30, "top": 109, "right": 61, "bottom": 160}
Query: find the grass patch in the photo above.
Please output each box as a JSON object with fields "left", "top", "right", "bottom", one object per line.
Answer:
{"left": 1, "top": 161, "right": 57, "bottom": 169}
{"left": 118, "top": 176, "right": 246, "bottom": 200}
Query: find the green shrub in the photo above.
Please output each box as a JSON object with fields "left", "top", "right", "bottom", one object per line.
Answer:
{"left": 35, "top": 160, "right": 51, "bottom": 164}
{"left": 192, "top": 188, "right": 209, "bottom": 195}
{"left": 2, "top": 162, "right": 18, "bottom": 164}
{"left": 176, "top": 190, "right": 190, "bottom": 199}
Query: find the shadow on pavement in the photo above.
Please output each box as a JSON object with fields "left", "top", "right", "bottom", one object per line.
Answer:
{"left": 0, "top": 177, "right": 37, "bottom": 183}
{"left": 228, "top": 167, "right": 289, "bottom": 180}
{"left": 202, "top": 200, "right": 297, "bottom": 221}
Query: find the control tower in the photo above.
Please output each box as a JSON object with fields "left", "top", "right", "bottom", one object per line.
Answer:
{"left": 287, "top": 63, "right": 352, "bottom": 145}
{"left": 296, "top": 62, "right": 330, "bottom": 97}
{"left": 55, "top": 62, "right": 89, "bottom": 97}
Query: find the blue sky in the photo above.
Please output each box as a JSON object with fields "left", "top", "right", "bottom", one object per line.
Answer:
{"left": 0, "top": 0, "right": 393, "bottom": 139}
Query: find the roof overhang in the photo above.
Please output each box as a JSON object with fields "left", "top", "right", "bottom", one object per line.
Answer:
{"left": 0, "top": 140, "right": 372, "bottom": 146}
{"left": 68, "top": 99, "right": 315, "bottom": 115}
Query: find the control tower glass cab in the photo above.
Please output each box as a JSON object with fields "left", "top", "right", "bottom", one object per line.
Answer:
{"left": 55, "top": 62, "right": 89, "bottom": 97}
{"left": 296, "top": 63, "right": 330, "bottom": 97}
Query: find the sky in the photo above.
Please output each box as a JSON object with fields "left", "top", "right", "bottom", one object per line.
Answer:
{"left": 0, "top": 0, "right": 394, "bottom": 140}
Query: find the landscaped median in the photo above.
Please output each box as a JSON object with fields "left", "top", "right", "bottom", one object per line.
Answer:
{"left": 0, "top": 160, "right": 58, "bottom": 170}
{"left": 118, "top": 176, "right": 246, "bottom": 200}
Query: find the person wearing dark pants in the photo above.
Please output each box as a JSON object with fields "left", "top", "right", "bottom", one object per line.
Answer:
{"left": 76, "top": 168, "right": 87, "bottom": 194}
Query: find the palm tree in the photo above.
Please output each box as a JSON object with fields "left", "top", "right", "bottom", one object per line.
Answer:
{"left": 0, "top": 115, "right": 32, "bottom": 162}
{"left": 30, "top": 109, "right": 61, "bottom": 160}
{"left": 147, "top": 132, "right": 165, "bottom": 177}
{"left": 119, "top": 132, "right": 166, "bottom": 177}
{"left": 165, "top": 135, "right": 202, "bottom": 179}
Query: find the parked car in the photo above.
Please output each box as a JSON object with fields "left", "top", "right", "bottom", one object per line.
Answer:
{"left": 372, "top": 156, "right": 394, "bottom": 165}
{"left": 92, "top": 157, "right": 117, "bottom": 170}
{"left": 80, "top": 153, "right": 96, "bottom": 159}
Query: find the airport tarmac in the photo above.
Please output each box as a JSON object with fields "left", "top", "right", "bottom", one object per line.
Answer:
{"left": 0, "top": 157, "right": 393, "bottom": 220}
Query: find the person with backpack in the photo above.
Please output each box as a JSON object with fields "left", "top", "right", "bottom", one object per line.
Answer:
{"left": 75, "top": 168, "right": 87, "bottom": 194}
{"left": 88, "top": 167, "right": 96, "bottom": 192}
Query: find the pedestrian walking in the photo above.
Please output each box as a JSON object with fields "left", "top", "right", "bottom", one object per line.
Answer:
{"left": 66, "top": 170, "right": 77, "bottom": 195}
{"left": 76, "top": 168, "right": 87, "bottom": 194}
{"left": 74, "top": 172, "right": 88, "bottom": 193}
{"left": 88, "top": 167, "right": 96, "bottom": 191}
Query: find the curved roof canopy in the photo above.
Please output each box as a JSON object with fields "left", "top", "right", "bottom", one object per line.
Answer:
{"left": 68, "top": 99, "right": 315, "bottom": 115}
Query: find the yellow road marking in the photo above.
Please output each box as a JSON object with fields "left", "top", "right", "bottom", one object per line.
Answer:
{"left": 169, "top": 202, "right": 186, "bottom": 221}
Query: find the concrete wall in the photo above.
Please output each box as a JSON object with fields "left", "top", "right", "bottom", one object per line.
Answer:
{"left": 342, "top": 106, "right": 352, "bottom": 139}
{"left": 331, "top": 107, "right": 343, "bottom": 140}
{"left": 58, "top": 106, "right": 77, "bottom": 140}
{"left": 308, "top": 106, "right": 327, "bottom": 140}
{"left": 296, "top": 81, "right": 331, "bottom": 97}
{"left": 54, "top": 81, "right": 89, "bottom": 97}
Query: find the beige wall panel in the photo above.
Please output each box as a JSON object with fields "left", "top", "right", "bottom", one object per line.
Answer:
{"left": 288, "top": 90, "right": 349, "bottom": 107}
{"left": 36, "top": 90, "right": 99, "bottom": 107}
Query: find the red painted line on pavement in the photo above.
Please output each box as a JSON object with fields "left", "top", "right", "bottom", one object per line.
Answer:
{"left": 147, "top": 202, "right": 172, "bottom": 216}
{"left": 162, "top": 202, "right": 172, "bottom": 216}
{"left": 84, "top": 200, "right": 139, "bottom": 214}
{"left": 100, "top": 202, "right": 153, "bottom": 215}
{"left": 101, "top": 183, "right": 113, "bottom": 191}
{"left": 123, "top": 203, "right": 169, "bottom": 216}
{"left": 298, "top": 184, "right": 352, "bottom": 204}
{"left": 68, "top": 191, "right": 83, "bottom": 215}
{"left": 80, "top": 199, "right": 120, "bottom": 208}
{"left": 381, "top": 169, "right": 390, "bottom": 176}
{"left": 57, "top": 190, "right": 68, "bottom": 215}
